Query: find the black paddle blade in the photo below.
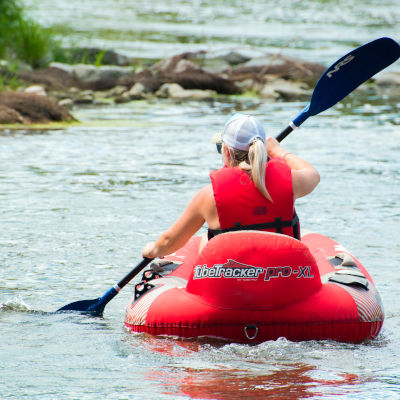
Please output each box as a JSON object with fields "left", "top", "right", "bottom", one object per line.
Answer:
{"left": 276, "top": 37, "right": 400, "bottom": 142}
{"left": 56, "top": 259, "right": 152, "bottom": 318}
{"left": 56, "top": 297, "right": 103, "bottom": 316}
{"left": 56, "top": 286, "right": 120, "bottom": 316}
{"left": 306, "top": 37, "right": 400, "bottom": 118}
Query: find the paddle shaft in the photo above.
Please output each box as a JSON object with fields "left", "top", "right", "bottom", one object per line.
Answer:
{"left": 276, "top": 124, "right": 296, "bottom": 143}
{"left": 118, "top": 257, "right": 153, "bottom": 289}
{"left": 90, "top": 257, "right": 153, "bottom": 314}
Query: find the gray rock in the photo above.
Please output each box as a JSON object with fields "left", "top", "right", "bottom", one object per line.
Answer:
{"left": 153, "top": 57, "right": 202, "bottom": 74}
{"left": 58, "top": 98, "right": 74, "bottom": 110}
{"left": 74, "top": 90, "right": 94, "bottom": 104}
{"left": 49, "top": 63, "right": 134, "bottom": 90}
{"left": 72, "top": 64, "right": 133, "bottom": 84}
{"left": 49, "top": 62, "right": 76, "bottom": 76}
{"left": 24, "top": 85, "right": 47, "bottom": 96}
{"left": 156, "top": 83, "right": 215, "bottom": 101}
{"left": 375, "top": 72, "right": 400, "bottom": 97}
{"left": 375, "top": 72, "right": 400, "bottom": 88}
{"left": 127, "top": 82, "right": 148, "bottom": 100}
{"left": 260, "top": 78, "right": 311, "bottom": 101}
{"left": 222, "top": 51, "right": 252, "bottom": 66}
{"left": 114, "top": 92, "right": 132, "bottom": 104}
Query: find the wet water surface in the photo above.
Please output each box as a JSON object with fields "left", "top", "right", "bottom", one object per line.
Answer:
{"left": 1, "top": 1, "right": 400, "bottom": 399}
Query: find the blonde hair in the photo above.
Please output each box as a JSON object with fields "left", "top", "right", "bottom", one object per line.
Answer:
{"left": 224, "top": 139, "right": 272, "bottom": 202}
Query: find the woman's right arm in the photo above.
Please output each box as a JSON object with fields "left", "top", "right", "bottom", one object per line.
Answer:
{"left": 265, "top": 136, "right": 320, "bottom": 199}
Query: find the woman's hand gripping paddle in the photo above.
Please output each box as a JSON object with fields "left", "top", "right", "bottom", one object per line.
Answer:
{"left": 276, "top": 37, "right": 400, "bottom": 142}
{"left": 57, "top": 258, "right": 153, "bottom": 316}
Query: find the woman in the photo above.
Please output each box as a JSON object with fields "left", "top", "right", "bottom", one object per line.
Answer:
{"left": 142, "top": 114, "right": 320, "bottom": 259}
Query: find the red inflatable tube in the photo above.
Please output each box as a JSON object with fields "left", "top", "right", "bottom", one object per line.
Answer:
{"left": 125, "top": 231, "right": 384, "bottom": 343}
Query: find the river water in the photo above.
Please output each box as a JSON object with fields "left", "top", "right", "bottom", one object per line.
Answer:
{"left": 1, "top": 1, "right": 400, "bottom": 399}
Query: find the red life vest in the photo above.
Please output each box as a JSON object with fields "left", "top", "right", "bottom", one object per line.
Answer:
{"left": 209, "top": 157, "right": 300, "bottom": 239}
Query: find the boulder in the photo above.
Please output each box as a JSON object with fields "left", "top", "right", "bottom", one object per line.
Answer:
{"left": 72, "top": 64, "right": 132, "bottom": 83}
{"left": 260, "top": 78, "right": 312, "bottom": 101}
{"left": 376, "top": 72, "right": 400, "bottom": 87}
{"left": 117, "top": 69, "right": 166, "bottom": 93}
{"left": 152, "top": 52, "right": 240, "bottom": 94}
{"left": 159, "top": 70, "right": 239, "bottom": 94}
{"left": 44, "top": 63, "right": 134, "bottom": 91}
{"left": 58, "top": 98, "right": 74, "bottom": 110}
{"left": 0, "top": 105, "right": 24, "bottom": 124}
{"left": 156, "top": 83, "right": 216, "bottom": 101}
{"left": 114, "top": 92, "right": 132, "bottom": 104}
{"left": 62, "top": 47, "right": 132, "bottom": 66}
{"left": 0, "top": 92, "right": 76, "bottom": 123}
{"left": 24, "top": 85, "right": 47, "bottom": 96}
{"left": 230, "top": 54, "right": 326, "bottom": 86}
{"left": 100, "top": 85, "right": 128, "bottom": 98}
{"left": 74, "top": 90, "right": 95, "bottom": 104}
{"left": 127, "top": 82, "right": 148, "bottom": 100}
{"left": 375, "top": 72, "right": 400, "bottom": 96}
{"left": 17, "top": 66, "right": 78, "bottom": 90}
{"left": 220, "top": 50, "right": 252, "bottom": 66}
{"left": 152, "top": 52, "right": 204, "bottom": 74}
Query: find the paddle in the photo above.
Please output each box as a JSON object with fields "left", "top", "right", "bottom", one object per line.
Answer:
{"left": 276, "top": 37, "right": 400, "bottom": 142}
{"left": 57, "top": 257, "right": 152, "bottom": 316}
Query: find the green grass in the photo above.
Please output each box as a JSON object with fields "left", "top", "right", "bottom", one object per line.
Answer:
{"left": 0, "top": 0, "right": 61, "bottom": 68}
{"left": 0, "top": 60, "right": 22, "bottom": 91}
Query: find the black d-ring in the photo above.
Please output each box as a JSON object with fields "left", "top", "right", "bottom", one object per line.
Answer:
{"left": 244, "top": 324, "right": 258, "bottom": 340}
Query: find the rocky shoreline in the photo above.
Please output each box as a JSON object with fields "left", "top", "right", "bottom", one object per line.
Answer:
{"left": 1, "top": 48, "right": 399, "bottom": 125}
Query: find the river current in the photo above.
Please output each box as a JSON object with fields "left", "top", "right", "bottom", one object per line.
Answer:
{"left": 1, "top": 1, "right": 400, "bottom": 399}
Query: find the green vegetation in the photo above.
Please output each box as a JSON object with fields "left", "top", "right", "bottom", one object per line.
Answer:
{"left": 0, "top": 61, "right": 21, "bottom": 91}
{"left": 0, "top": 0, "right": 61, "bottom": 68}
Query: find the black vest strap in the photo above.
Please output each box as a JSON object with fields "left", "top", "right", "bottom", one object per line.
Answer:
{"left": 208, "top": 211, "right": 300, "bottom": 240}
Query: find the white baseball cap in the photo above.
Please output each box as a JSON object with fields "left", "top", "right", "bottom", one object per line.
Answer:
{"left": 213, "top": 113, "right": 266, "bottom": 151}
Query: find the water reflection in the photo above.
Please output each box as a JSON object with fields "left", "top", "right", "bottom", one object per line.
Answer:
{"left": 148, "top": 362, "right": 361, "bottom": 399}
{"left": 127, "top": 334, "right": 364, "bottom": 399}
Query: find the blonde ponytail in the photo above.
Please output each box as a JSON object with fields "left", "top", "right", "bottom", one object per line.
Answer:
{"left": 248, "top": 139, "right": 272, "bottom": 201}
{"left": 226, "top": 139, "right": 272, "bottom": 202}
